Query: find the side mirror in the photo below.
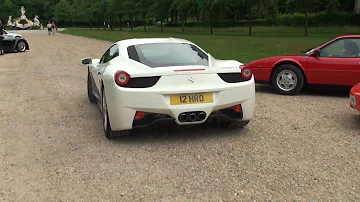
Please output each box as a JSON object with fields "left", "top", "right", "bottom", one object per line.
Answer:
{"left": 311, "top": 49, "right": 320, "bottom": 57}
{"left": 81, "top": 58, "right": 92, "bottom": 65}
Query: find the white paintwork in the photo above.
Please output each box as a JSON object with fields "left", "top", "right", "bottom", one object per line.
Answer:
{"left": 3, "top": 30, "right": 22, "bottom": 38}
{"left": 83, "top": 38, "right": 255, "bottom": 131}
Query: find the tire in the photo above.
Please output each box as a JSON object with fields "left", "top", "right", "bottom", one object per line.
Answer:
{"left": 87, "top": 72, "right": 97, "bottom": 103}
{"left": 102, "top": 89, "right": 130, "bottom": 138}
{"left": 16, "top": 40, "right": 26, "bottom": 52}
{"left": 271, "top": 64, "right": 304, "bottom": 95}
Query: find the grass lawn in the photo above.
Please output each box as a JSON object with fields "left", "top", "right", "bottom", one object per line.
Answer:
{"left": 61, "top": 26, "right": 360, "bottom": 63}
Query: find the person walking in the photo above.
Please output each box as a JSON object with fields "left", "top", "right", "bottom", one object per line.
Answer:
{"left": 51, "top": 22, "right": 56, "bottom": 35}
{"left": 0, "top": 20, "right": 4, "bottom": 55}
{"left": 47, "top": 22, "right": 52, "bottom": 35}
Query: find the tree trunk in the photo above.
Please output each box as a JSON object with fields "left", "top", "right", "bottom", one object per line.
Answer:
{"left": 143, "top": 13, "right": 146, "bottom": 32}
{"left": 181, "top": 10, "right": 184, "bottom": 32}
{"left": 175, "top": 11, "right": 178, "bottom": 23}
{"left": 257, "top": 0, "right": 261, "bottom": 19}
{"left": 161, "top": 20, "right": 163, "bottom": 32}
{"left": 72, "top": 20, "right": 74, "bottom": 28}
{"left": 109, "top": 17, "right": 113, "bottom": 31}
{"left": 119, "top": 14, "right": 122, "bottom": 31}
{"left": 248, "top": 8, "right": 252, "bottom": 35}
{"left": 171, "top": 11, "right": 174, "bottom": 24}
{"left": 261, "top": 0, "right": 268, "bottom": 11}
{"left": 354, "top": 0, "right": 360, "bottom": 14}
{"left": 209, "top": 11, "right": 213, "bottom": 35}
{"left": 304, "top": 3, "right": 308, "bottom": 37}
{"left": 130, "top": 13, "right": 133, "bottom": 31}
{"left": 90, "top": 19, "right": 92, "bottom": 30}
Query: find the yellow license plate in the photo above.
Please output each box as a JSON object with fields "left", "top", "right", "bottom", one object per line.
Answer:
{"left": 170, "top": 93, "right": 213, "bottom": 105}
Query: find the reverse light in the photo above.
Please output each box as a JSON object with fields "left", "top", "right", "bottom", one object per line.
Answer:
{"left": 240, "top": 66, "right": 252, "bottom": 80}
{"left": 114, "top": 71, "right": 130, "bottom": 86}
{"left": 134, "top": 112, "right": 145, "bottom": 120}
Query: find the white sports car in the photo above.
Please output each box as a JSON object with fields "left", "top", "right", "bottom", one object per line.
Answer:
{"left": 81, "top": 38, "right": 255, "bottom": 138}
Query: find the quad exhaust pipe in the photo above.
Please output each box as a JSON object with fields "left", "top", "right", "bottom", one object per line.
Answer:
{"left": 179, "top": 112, "right": 207, "bottom": 122}
{"left": 179, "top": 113, "right": 188, "bottom": 122}
{"left": 189, "top": 113, "right": 196, "bottom": 122}
{"left": 198, "top": 112, "right": 206, "bottom": 120}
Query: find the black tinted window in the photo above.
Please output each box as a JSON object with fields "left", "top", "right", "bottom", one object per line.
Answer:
{"left": 101, "top": 44, "right": 119, "bottom": 63}
{"left": 127, "top": 43, "right": 208, "bottom": 67}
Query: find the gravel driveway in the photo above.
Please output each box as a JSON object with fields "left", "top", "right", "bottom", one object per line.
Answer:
{"left": 0, "top": 30, "right": 359, "bottom": 201}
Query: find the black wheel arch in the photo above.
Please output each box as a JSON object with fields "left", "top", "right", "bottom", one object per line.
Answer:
{"left": 14, "top": 39, "right": 29, "bottom": 50}
{"left": 270, "top": 61, "right": 308, "bottom": 85}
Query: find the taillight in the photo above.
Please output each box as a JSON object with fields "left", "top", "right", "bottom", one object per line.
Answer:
{"left": 240, "top": 66, "right": 252, "bottom": 80}
{"left": 114, "top": 71, "right": 130, "bottom": 86}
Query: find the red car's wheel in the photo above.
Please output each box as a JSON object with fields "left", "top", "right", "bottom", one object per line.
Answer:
{"left": 271, "top": 64, "right": 304, "bottom": 95}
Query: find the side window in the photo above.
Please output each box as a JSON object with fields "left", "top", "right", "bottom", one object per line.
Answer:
{"left": 320, "top": 38, "right": 360, "bottom": 58}
{"left": 100, "top": 44, "right": 119, "bottom": 64}
{"left": 109, "top": 44, "right": 119, "bottom": 60}
{"left": 100, "top": 49, "right": 110, "bottom": 64}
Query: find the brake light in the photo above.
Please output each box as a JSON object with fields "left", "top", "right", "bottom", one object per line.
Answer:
{"left": 174, "top": 68, "right": 205, "bottom": 72}
{"left": 240, "top": 66, "right": 252, "bottom": 80}
{"left": 114, "top": 71, "right": 130, "bottom": 86}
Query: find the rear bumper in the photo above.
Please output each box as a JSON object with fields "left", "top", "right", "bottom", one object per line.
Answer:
{"left": 105, "top": 77, "right": 255, "bottom": 131}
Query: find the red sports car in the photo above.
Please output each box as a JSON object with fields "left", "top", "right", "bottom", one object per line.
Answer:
{"left": 246, "top": 35, "right": 360, "bottom": 95}
{"left": 350, "top": 82, "right": 360, "bottom": 112}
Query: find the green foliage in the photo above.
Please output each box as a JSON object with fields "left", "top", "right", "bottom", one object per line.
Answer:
{"left": 277, "top": 12, "right": 360, "bottom": 26}
{"left": 61, "top": 26, "right": 360, "bottom": 62}
{"left": 0, "top": 0, "right": 359, "bottom": 33}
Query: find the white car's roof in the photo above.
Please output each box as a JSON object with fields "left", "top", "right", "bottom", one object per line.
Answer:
{"left": 117, "top": 37, "right": 193, "bottom": 47}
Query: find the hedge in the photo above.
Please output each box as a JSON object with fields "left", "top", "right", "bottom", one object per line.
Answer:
{"left": 165, "top": 11, "right": 360, "bottom": 27}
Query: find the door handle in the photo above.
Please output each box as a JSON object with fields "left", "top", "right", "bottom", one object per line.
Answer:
{"left": 98, "top": 72, "right": 101, "bottom": 75}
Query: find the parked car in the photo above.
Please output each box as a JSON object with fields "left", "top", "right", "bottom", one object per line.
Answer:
{"left": 2, "top": 30, "right": 22, "bottom": 38}
{"left": 81, "top": 38, "right": 255, "bottom": 138}
{"left": 245, "top": 35, "right": 360, "bottom": 95}
{"left": 350, "top": 82, "right": 360, "bottom": 113}
{"left": 1, "top": 29, "right": 29, "bottom": 53}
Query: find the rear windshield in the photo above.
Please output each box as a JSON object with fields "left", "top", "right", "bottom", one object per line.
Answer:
{"left": 127, "top": 43, "right": 208, "bottom": 68}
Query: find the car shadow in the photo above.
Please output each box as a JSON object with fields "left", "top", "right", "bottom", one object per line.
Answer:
{"left": 109, "top": 123, "right": 250, "bottom": 144}
{"left": 348, "top": 114, "right": 360, "bottom": 131}
{"left": 255, "top": 84, "right": 351, "bottom": 98}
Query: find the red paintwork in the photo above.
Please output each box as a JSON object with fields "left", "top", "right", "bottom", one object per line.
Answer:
{"left": 246, "top": 35, "right": 360, "bottom": 87}
{"left": 350, "top": 82, "right": 360, "bottom": 112}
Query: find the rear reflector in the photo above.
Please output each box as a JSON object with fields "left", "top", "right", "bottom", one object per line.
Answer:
{"left": 173, "top": 68, "right": 205, "bottom": 72}
{"left": 134, "top": 112, "right": 145, "bottom": 120}
{"left": 234, "top": 105, "right": 242, "bottom": 113}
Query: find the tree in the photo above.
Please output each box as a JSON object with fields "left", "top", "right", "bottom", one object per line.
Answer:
{"left": 354, "top": 0, "right": 360, "bottom": 14}
{"left": 0, "top": 0, "right": 16, "bottom": 23}
{"left": 287, "top": 0, "right": 313, "bottom": 37}
{"left": 136, "top": 0, "right": 154, "bottom": 32}
{"left": 54, "top": 0, "right": 73, "bottom": 25}
{"left": 151, "top": 0, "right": 171, "bottom": 32}
{"left": 242, "top": 0, "right": 256, "bottom": 35}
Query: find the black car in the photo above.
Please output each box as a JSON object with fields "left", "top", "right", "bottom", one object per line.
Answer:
{"left": 1, "top": 30, "right": 30, "bottom": 53}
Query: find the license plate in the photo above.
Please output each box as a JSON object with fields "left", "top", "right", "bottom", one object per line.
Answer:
{"left": 350, "top": 95, "right": 356, "bottom": 105}
{"left": 170, "top": 93, "right": 213, "bottom": 105}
